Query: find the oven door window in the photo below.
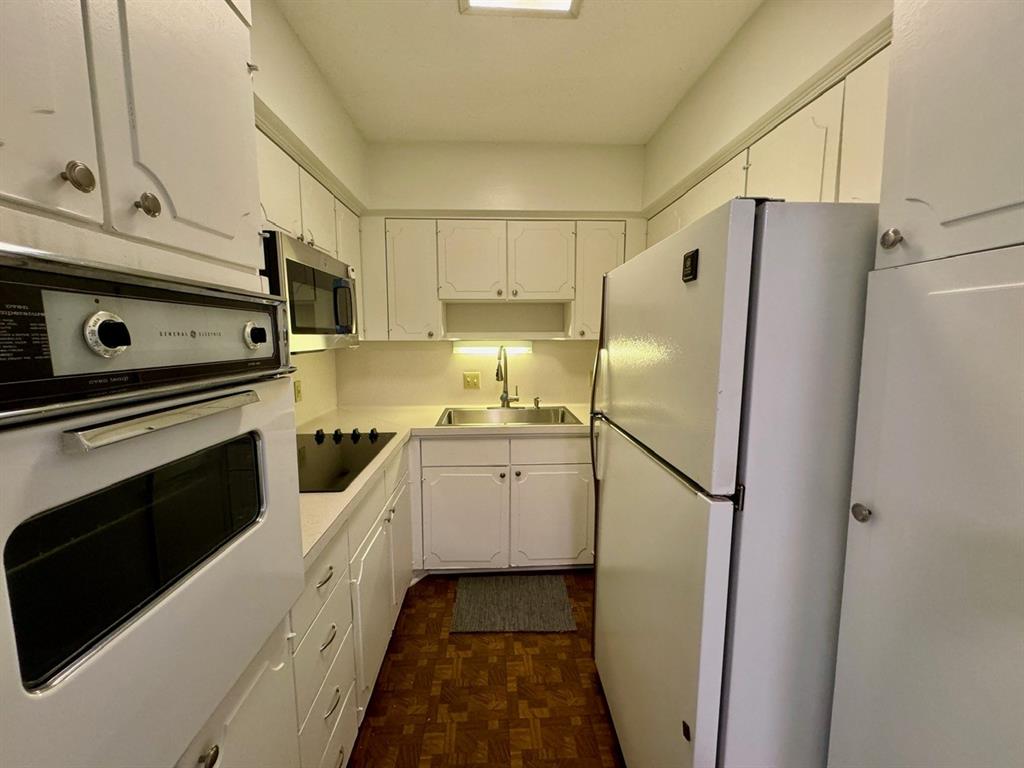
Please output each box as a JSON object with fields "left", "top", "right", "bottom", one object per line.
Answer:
{"left": 3, "top": 433, "right": 262, "bottom": 690}
{"left": 287, "top": 260, "right": 347, "bottom": 335}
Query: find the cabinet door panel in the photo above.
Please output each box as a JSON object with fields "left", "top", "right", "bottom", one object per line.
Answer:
{"left": 335, "top": 201, "right": 363, "bottom": 338}
{"left": 386, "top": 218, "right": 442, "bottom": 339}
{"left": 422, "top": 467, "right": 510, "bottom": 569}
{"left": 507, "top": 220, "right": 575, "bottom": 300}
{"left": 646, "top": 152, "right": 747, "bottom": 247}
{"left": 437, "top": 219, "right": 507, "bottom": 300}
{"left": 90, "top": 0, "right": 261, "bottom": 268}
{"left": 350, "top": 515, "right": 394, "bottom": 718}
{"left": 256, "top": 132, "right": 301, "bottom": 236}
{"left": 876, "top": 0, "right": 1024, "bottom": 267}
{"left": 573, "top": 221, "right": 624, "bottom": 338}
{"left": 838, "top": 48, "right": 890, "bottom": 204}
{"left": 0, "top": 1, "right": 102, "bottom": 223}
{"left": 388, "top": 480, "right": 413, "bottom": 619}
{"left": 511, "top": 465, "right": 594, "bottom": 567}
{"left": 299, "top": 169, "right": 337, "bottom": 255}
{"left": 747, "top": 84, "right": 844, "bottom": 202}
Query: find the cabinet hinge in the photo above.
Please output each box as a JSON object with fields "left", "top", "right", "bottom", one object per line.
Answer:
{"left": 733, "top": 484, "right": 746, "bottom": 512}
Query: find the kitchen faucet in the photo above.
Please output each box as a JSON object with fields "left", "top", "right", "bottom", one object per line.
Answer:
{"left": 495, "top": 346, "right": 519, "bottom": 408}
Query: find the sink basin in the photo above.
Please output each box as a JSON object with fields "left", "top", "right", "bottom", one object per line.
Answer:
{"left": 436, "top": 406, "right": 582, "bottom": 426}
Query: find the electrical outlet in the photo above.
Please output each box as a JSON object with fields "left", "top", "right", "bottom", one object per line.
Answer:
{"left": 462, "top": 371, "right": 481, "bottom": 390}
{"left": 293, "top": 379, "right": 303, "bottom": 402}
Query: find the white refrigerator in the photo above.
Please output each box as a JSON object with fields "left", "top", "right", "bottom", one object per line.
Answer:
{"left": 590, "top": 199, "right": 877, "bottom": 767}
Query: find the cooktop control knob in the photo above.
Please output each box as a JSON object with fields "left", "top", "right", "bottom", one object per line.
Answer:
{"left": 314, "top": 429, "right": 326, "bottom": 444}
{"left": 243, "top": 321, "right": 268, "bottom": 350}
{"left": 369, "top": 428, "right": 379, "bottom": 442}
{"left": 351, "top": 428, "right": 361, "bottom": 443}
{"left": 332, "top": 428, "right": 343, "bottom": 444}
{"left": 83, "top": 311, "right": 132, "bottom": 358}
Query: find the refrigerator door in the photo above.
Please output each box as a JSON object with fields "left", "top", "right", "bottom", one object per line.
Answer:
{"left": 602, "top": 198, "right": 755, "bottom": 494}
{"left": 594, "top": 419, "right": 734, "bottom": 768}
{"left": 829, "top": 246, "right": 1024, "bottom": 767}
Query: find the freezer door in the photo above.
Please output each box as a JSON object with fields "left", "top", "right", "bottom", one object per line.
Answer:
{"left": 829, "top": 246, "right": 1024, "bottom": 767}
{"left": 594, "top": 420, "right": 734, "bottom": 768}
{"left": 602, "top": 198, "right": 755, "bottom": 494}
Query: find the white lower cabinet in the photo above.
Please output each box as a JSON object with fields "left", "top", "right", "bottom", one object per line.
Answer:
{"left": 298, "top": 628, "right": 356, "bottom": 768}
{"left": 176, "top": 620, "right": 300, "bottom": 768}
{"left": 387, "top": 477, "right": 414, "bottom": 620}
{"left": 350, "top": 509, "right": 396, "bottom": 719}
{"left": 510, "top": 464, "right": 594, "bottom": 567}
{"left": 422, "top": 466, "right": 511, "bottom": 569}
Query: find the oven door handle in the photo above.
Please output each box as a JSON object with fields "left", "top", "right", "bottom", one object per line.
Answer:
{"left": 61, "top": 390, "right": 261, "bottom": 453}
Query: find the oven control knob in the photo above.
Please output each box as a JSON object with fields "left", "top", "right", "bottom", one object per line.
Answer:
{"left": 83, "top": 311, "right": 132, "bottom": 358}
{"left": 314, "top": 429, "right": 326, "bottom": 444}
{"left": 243, "top": 321, "right": 268, "bottom": 350}
{"left": 369, "top": 428, "right": 379, "bottom": 442}
{"left": 332, "top": 428, "right": 343, "bottom": 444}
{"left": 351, "top": 428, "right": 361, "bottom": 443}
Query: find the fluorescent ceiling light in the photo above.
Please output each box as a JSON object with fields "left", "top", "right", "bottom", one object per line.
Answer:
{"left": 459, "top": 0, "right": 581, "bottom": 18}
{"left": 454, "top": 341, "right": 533, "bottom": 355}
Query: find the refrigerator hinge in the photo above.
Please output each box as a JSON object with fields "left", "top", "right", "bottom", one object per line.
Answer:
{"left": 733, "top": 484, "right": 746, "bottom": 512}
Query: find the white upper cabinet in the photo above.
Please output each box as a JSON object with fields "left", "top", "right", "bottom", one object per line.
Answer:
{"left": 0, "top": 1, "right": 103, "bottom": 224}
{"left": 510, "top": 464, "right": 594, "bottom": 567}
{"left": 875, "top": 0, "right": 1024, "bottom": 267}
{"left": 437, "top": 219, "right": 507, "bottom": 300}
{"left": 507, "top": 221, "right": 576, "bottom": 301}
{"left": 335, "top": 202, "right": 361, "bottom": 267}
{"left": 839, "top": 48, "right": 890, "bottom": 204}
{"left": 573, "top": 221, "right": 625, "bottom": 338}
{"left": 88, "top": 0, "right": 262, "bottom": 269}
{"left": 647, "top": 152, "right": 748, "bottom": 247}
{"left": 747, "top": 84, "right": 844, "bottom": 203}
{"left": 256, "top": 132, "right": 301, "bottom": 237}
{"left": 299, "top": 169, "right": 337, "bottom": 255}
{"left": 386, "top": 219, "right": 442, "bottom": 340}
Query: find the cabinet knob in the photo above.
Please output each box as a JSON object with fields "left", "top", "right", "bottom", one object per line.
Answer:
{"left": 197, "top": 744, "right": 220, "bottom": 768}
{"left": 499, "top": 472, "right": 506, "bottom": 479}
{"left": 309, "top": 235, "right": 316, "bottom": 247}
{"left": 579, "top": 329, "right": 586, "bottom": 337}
{"left": 514, "top": 470, "right": 522, "bottom": 477}
{"left": 497, "top": 289, "right": 503, "bottom": 297}
{"left": 512, "top": 289, "right": 518, "bottom": 297}
{"left": 427, "top": 330, "right": 435, "bottom": 338}
{"left": 879, "top": 228, "right": 904, "bottom": 249}
{"left": 134, "top": 192, "right": 161, "bottom": 218}
{"left": 60, "top": 160, "right": 96, "bottom": 193}
{"left": 297, "top": 234, "right": 305, "bottom": 242}
{"left": 851, "top": 503, "right": 873, "bottom": 523}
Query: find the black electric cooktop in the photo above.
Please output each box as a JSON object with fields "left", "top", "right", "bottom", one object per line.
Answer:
{"left": 296, "top": 428, "right": 396, "bottom": 493}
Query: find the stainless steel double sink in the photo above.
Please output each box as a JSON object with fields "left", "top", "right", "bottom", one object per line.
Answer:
{"left": 436, "top": 406, "right": 582, "bottom": 426}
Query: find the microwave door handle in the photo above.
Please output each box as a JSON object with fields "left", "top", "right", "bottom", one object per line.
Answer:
{"left": 333, "top": 277, "right": 355, "bottom": 334}
{"left": 61, "top": 390, "right": 261, "bottom": 453}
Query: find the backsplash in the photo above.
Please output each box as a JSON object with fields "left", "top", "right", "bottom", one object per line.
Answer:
{"left": 332, "top": 341, "right": 598, "bottom": 406}
{"left": 291, "top": 349, "right": 338, "bottom": 424}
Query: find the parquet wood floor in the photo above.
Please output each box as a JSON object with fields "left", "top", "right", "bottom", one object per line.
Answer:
{"left": 348, "top": 570, "right": 625, "bottom": 768}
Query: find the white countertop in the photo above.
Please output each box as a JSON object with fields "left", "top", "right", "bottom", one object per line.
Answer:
{"left": 295, "top": 403, "right": 590, "bottom": 567}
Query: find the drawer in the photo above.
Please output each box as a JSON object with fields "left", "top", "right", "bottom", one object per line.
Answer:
{"left": 317, "top": 681, "right": 357, "bottom": 768}
{"left": 299, "top": 626, "right": 356, "bottom": 768}
{"left": 346, "top": 471, "right": 387, "bottom": 559}
{"left": 421, "top": 438, "right": 509, "bottom": 467}
{"left": 511, "top": 436, "right": 590, "bottom": 465}
{"left": 384, "top": 443, "right": 409, "bottom": 499}
{"left": 292, "top": 527, "right": 350, "bottom": 644}
{"left": 293, "top": 569, "right": 353, "bottom": 723}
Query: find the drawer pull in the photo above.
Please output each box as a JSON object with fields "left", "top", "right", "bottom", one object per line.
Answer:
{"left": 335, "top": 746, "right": 346, "bottom": 768}
{"left": 197, "top": 744, "right": 219, "bottom": 768}
{"left": 323, "top": 686, "right": 342, "bottom": 720}
{"left": 320, "top": 623, "right": 338, "bottom": 652}
{"left": 316, "top": 565, "right": 335, "bottom": 589}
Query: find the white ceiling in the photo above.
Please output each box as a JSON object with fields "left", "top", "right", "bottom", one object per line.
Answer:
{"left": 275, "top": 0, "right": 762, "bottom": 145}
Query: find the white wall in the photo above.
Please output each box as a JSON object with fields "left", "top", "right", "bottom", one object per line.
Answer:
{"left": 333, "top": 341, "right": 597, "bottom": 406}
{"left": 367, "top": 142, "right": 644, "bottom": 214}
{"left": 291, "top": 349, "right": 338, "bottom": 426}
{"left": 251, "top": 0, "right": 369, "bottom": 205}
{"left": 643, "top": 0, "right": 892, "bottom": 212}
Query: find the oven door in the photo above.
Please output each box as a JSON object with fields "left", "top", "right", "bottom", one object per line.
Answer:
{"left": 284, "top": 256, "right": 358, "bottom": 353}
{"left": 0, "top": 376, "right": 303, "bottom": 768}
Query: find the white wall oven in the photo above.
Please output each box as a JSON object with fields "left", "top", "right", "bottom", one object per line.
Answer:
{"left": 0, "top": 244, "right": 304, "bottom": 767}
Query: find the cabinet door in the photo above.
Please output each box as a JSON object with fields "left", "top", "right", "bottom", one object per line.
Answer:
{"left": 335, "top": 201, "right": 363, "bottom": 338}
{"left": 507, "top": 220, "right": 576, "bottom": 301}
{"left": 299, "top": 169, "right": 337, "bottom": 255}
{"left": 386, "top": 218, "right": 442, "bottom": 340}
{"left": 256, "top": 132, "right": 301, "bottom": 236}
{"left": 88, "top": 0, "right": 261, "bottom": 269}
{"left": 0, "top": 1, "right": 103, "bottom": 224}
{"left": 350, "top": 513, "right": 394, "bottom": 717}
{"left": 828, "top": 247, "right": 1024, "bottom": 767}
{"left": 387, "top": 480, "right": 413, "bottom": 620}
{"left": 573, "top": 221, "right": 624, "bottom": 338}
{"left": 747, "top": 84, "right": 844, "bottom": 202}
{"left": 646, "top": 152, "right": 747, "bottom": 247}
{"left": 510, "top": 465, "right": 594, "bottom": 567}
{"left": 422, "top": 466, "right": 510, "bottom": 569}
{"left": 437, "top": 219, "right": 507, "bottom": 300}
{"left": 875, "top": 0, "right": 1024, "bottom": 267}
{"left": 838, "top": 48, "right": 890, "bottom": 204}
{"left": 175, "top": 621, "right": 300, "bottom": 768}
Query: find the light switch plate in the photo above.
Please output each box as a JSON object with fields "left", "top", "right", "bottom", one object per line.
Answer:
{"left": 293, "top": 379, "right": 303, "bottom": 402}
{"left": 463, "top": 372, "right": 481, "bottom": 389}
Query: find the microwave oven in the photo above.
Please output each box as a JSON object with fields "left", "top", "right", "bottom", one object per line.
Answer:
{"left": 262, "top": 231, "right": 358, "bottom": 353}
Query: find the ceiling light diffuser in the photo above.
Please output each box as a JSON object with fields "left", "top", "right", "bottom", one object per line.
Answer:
{"left": 459, "top": 0, "right": 581, "bottom": 18}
